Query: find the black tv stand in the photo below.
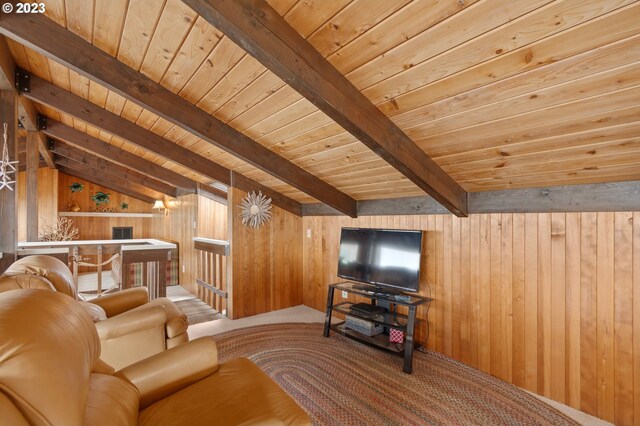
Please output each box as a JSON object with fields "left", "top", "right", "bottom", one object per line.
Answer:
{"left": 323, "top": 282, "right": 431, "bottom": 373}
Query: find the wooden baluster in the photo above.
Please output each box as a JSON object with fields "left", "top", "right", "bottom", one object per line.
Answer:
{"left": 120, "top": 247, "right": 128, "bottom": 290}
{"left": 71, "top": 246, "right": 79, "bottom": 288}
{"left": 199, "top": 250, "right": 204, "bottom": 301}
{"left": 96, "top": 245, "right": 102, "bottom": 295}
{"left": 158, "top": 251, "right": 172, "bottom": 297}
{"left": 221, "top": 254, "right": 227, "bottom": 316}
{"left": 215, "top": 254, "right": 221, "bottom": 312}
{"left": 159, "top": 251, "right": 168, "bottom": 298}
{"left": 152, "top": 262, "right": 157, "bottom": 299}
{"left": 142, "top": 261, "right": 147, "bottom": 292}
{"left": 209, "top": 252, "right": 214, "bottom": 308}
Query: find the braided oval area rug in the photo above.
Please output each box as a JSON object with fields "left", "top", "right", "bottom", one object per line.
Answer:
{"left": 214, "top": 323, "right": 579, "bottom": 426}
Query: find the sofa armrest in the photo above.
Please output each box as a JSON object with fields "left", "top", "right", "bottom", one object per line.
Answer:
{"left": 90, "top": 287, "right": 149, "bottom": 317}
{"left": 95, "top": 305, "right": 166, "bottom": 341}
{"left": 116, "top": 337, "right": 219, "bottom": 409}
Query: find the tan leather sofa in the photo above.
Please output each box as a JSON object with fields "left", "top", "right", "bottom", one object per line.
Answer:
{"left": 0, "top": 290, "right": 310, "bottom": 425}
{"left": 0, "top": 255, "right": 188, "bottom": 369}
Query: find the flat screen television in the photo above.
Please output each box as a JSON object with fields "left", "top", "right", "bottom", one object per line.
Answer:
{"left": 337, "top": 228, "right": 422, "bottom": 293}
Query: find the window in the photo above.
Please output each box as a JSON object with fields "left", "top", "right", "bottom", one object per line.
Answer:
{"left": 112, "top": 227, "right": 133, "bottom": 240}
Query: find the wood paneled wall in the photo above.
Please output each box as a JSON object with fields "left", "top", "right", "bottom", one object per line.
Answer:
{"left": 150, "top": 194, "right": 227, "bottom": 294}
{"left": 198, "top": 196, "right": 228, "bottom": 240}
{"left": 151, "top": 194, "right": 198, "bottom": 292}
{"left": 302, "top": 213, "right": 639, "bottom": 425}
{"left": 17, "top": 168, "right": 58, "bottom": 241}
{"left": 227, "top": 187, "right": 302, "bottom": 319}
{"left": 58, "top": 172, "right": 154, "bottom": 240}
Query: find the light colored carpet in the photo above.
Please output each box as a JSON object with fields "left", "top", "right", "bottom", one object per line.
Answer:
{"left": 187, "top": 305, "right": 327, "bottom": 340}
{"left": 173, "top": 298, "right": 224, "bottom": 325}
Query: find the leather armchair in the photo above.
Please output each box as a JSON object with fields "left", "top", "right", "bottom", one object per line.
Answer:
{"left": 0, "top": 255, "right": 188, "bottom": 369}
{"left": 0, "top": 290, "right": 310, "bottom": 425}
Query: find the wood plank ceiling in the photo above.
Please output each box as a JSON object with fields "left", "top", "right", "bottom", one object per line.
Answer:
{"left": 3, "top": 0, "right": 639, "bottom": 205}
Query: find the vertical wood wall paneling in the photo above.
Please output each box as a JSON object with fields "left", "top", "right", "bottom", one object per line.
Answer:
{"left": 597, "top": 212, "right": 615, "bottom": 422}
{"left": 551, "top": 212, "right": 566, "bottom": 402}
{"left": 580, "top": 212, "right": 598, "bottom": 414}
{"left": 478, "top": 214, "right": 491, "bottom": 373}
{"left": 150, "top": 193, "right": 197, "bottom": 292}
{"left": 633, "top": 212, "right": 640, "bottom": 426}
{"left": 512, "top": 213, "right": 525, "bottom": 388}
{"left": 58, "top": 172, "right": 153, "bottom": 272}
{"left": 566, "top": 212, "right": 581, "bottom": 408}
{"left": 193, "top": 195, "right": 228, "bottom": 305}
{"left": 17, "top": 168, "right": 58, "bottom": 242}
{"left": 537, "top": 213, "right": 551, "bottom": 397}
{"left": 490, "top": 214, "right": 503, "bottom": 379}
{"left": 614, "top": 211, "right": 633, "bottom": 425}
{"left": 152, "top": 192, "right": 228, "bottom": 298}
{"left": 524, "top": 213, "right": 538, "bottom": 392}
{"left": 228, "top": 187, "right": 302, "bottom": 319}
{"left": 302, "top": 212, "right": 639, "bottom": 425}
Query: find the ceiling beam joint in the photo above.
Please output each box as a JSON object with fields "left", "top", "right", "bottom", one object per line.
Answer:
{"left": 14, "top": 67, "right": 29, "bottom": 93}
{"left": 36, "top": 113, "right": 46, "bottom": 130}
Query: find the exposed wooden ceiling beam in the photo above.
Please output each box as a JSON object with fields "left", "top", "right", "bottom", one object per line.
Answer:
{"left": 56, "top": 166, "right": 157, "bottom": 205}
{"left": 0, "top": 36, "right": 54, "bottom": 168}
{"left": 0, "top": 36, "right": 12, "bottom": 90}
{"left": 196, "top": 183, "right": 228, "bottom": 206}
{"left": 182, "top": 0, "right": 468, "bottom": 217}
{"left": 43, "top": 118, "right": 197, "bottom": 192}
{"left": 52, "top": 142, "right": 179, "bottom": 198}
{"left": 24, "top": 78, "right": 301, "bottom": 216}
{"left": 27, "top": 75, "right": 230, "bottom": 185}
{"left": 0, "top": 11, "right": 356, "bottom": 217}
{"left": 301, "top": 181, "right": 640, "bottom": 215}
{"left": 16, "top": 102, "right": 55, "bottom": 169}
{"left": 55, "top": 157, "right": 165, "bottom": 203}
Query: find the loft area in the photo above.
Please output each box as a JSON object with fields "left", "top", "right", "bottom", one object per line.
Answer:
{"left": 0, "top": 1, "right": 639, "bottom": 425}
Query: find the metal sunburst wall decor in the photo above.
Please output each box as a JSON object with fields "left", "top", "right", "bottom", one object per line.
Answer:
{"left": 0, "top": 123, "right": 18, "bottom": 191}
{"left": 239, "top": 191, "right": 272, "bottom": 229}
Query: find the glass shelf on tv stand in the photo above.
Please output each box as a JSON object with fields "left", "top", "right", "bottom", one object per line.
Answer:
{"left": 332, "top": 301, "right": 415, "bottom": 330}
{"left": 331, "top": 282, "right": 430, "bottom": 307}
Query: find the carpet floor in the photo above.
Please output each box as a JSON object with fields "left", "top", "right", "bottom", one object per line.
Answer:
{"left": 215, "top": 323, "right": 579, "bottom": 426}
{"left": 173, "top": 298, "right": 223, "bottom": 325}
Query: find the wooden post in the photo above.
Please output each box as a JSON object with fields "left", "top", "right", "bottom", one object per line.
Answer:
{"left": 0, "top": 89, "right": 17, "bottom": 273}
{"left": 26, "top": 131, "right": 39, "bottom": 241}
{"left": 226, "top": 185, "right": 235, "bottom": 319}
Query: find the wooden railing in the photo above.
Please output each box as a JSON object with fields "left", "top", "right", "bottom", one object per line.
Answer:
{"left": 120, "top": 245, "right": 173, "bottom": 299}
{"left": 17, "top": 239, "right": 176, "bottom": 299}
{"left": 193, "top": 237, "right": 229, "bottom": 314}
{"left": 70, "top": 244, "right": 120, "bottom": 294}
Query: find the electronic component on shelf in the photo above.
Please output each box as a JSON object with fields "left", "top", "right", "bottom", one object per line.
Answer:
{"left": 345, "top": 315, "right": 384, "bottom": 336}
{"left": 349, "top": 302, "right": 386, "bottom": 315}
